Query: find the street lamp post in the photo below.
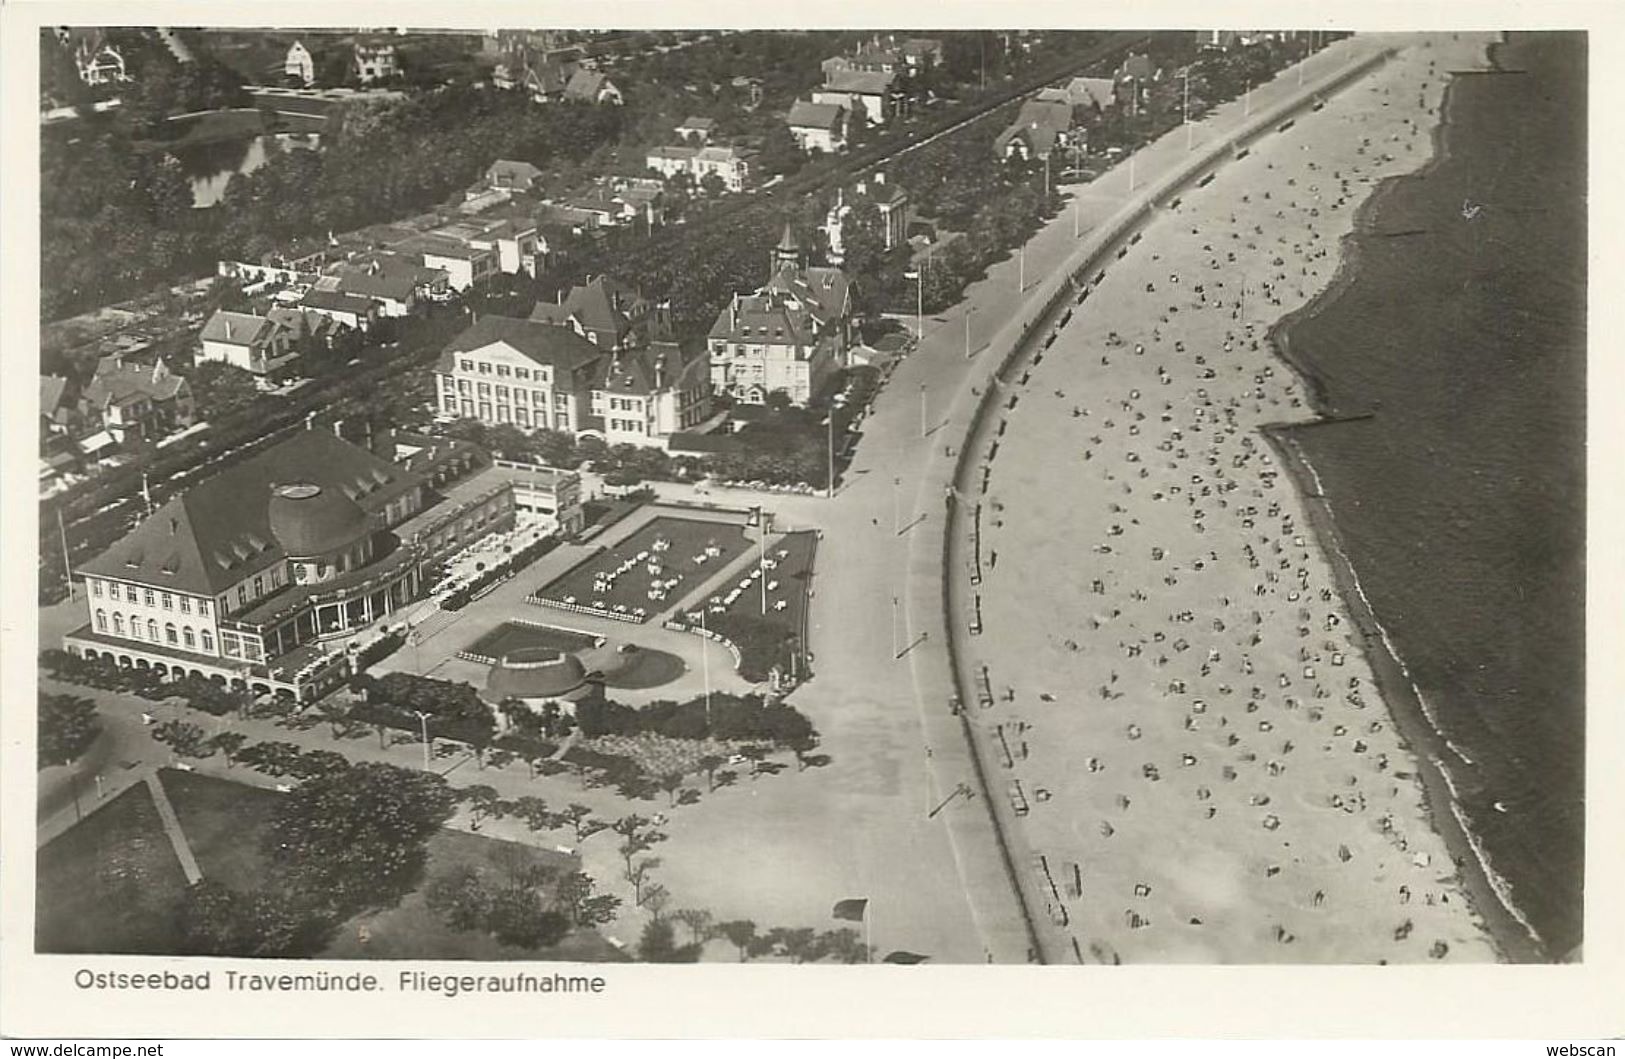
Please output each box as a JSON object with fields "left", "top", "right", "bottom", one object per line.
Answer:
{"left": 1018, "top": 245, "right": 1025, "bottom": 293}
{"left": 824, "top": 414, "right": 835, "bottom": 499}
{"left": 1183, "top": 67, "right": 1193, "bottom": 150}
{"left": 699, "top": 608, "right": 712, "bottom": 726}
{"left": 918, "top": 383, "right": 927, "bottom": 439}
{"left": 964, "top": 306, "right": 976, "bottom": 359}
{"left": 903, "top": 269, "right": 923, "bottom": 341}
{"left": 891, "top": 595, "right": 900, "bottom": 659}
{"left": 892, "top": 476, "right": 901, "bottom": 535}
{"left": 412, "top": 710, "right": 432, "bottom": 770}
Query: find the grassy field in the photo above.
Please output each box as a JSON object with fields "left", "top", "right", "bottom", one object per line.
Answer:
{"left": 462, "top": 621, "right": 601, "bottom": 664}
{"left": 598, "top": 645, "right": 688, "bottom": 689}
{"left": 42, "top": 769, "right": 623, "bottom": 961}
{"left": 36, "top": 780, "right": 190, "bottom": 955}
{"left": 535, "top": 516, "right": 750, "bottom": 623}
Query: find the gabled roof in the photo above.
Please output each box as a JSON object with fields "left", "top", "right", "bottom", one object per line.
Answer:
{"left": 438, "top": 315, "right": 604, "bottom": 382}
{"left": 487, "top": 159, "right": 543, "bottom": 188}
{"left": 1065, "top": 75, "right": 1118, "bottom": 110}
{"left": 330, "top": 254, "right": 445, "bottom": 302}
{"left": 564, "top": 69, "right": 616, "bottom": 101}
{"left": 788, "top": 100, "right": 846, "bottom": 130}
{"left": 765, "top": 265, "right": 851, "bottom": 328}
{"left": 529, "top": 276, "right": 651, "bottom": 346}
{"left": 78, "top": 430, "right": 423, "bottom": 596}
{"left": 675, "top": 116, "right": 716, "bottom": 132}
{"left": 589, "top": 340, "right": 702, "bottom": 397}
{"left": 266, "top": 306, "right": 339, "bottom": 342}
{"left": 694, "top": 145, "right": 752, "bottom": 165}
{"left": 647, "top": 145, "right": 698, "bottom": 162}
{"left": 823, "top": 69, "right": 896, "bottom": 95}
{"left": 995, "top": 98, "right": 1075, "bottom": 159}
{"left": 299, "top": 289, "right": 374, "bottom": 315}
{"left": 83, "top": 358, "right": 188, "bottom": 409}
{"left": 41, "top": 375, "right": 71, "bottom": 414}
{"left": 200, "top": 311, "right": 278, "bottom": 348}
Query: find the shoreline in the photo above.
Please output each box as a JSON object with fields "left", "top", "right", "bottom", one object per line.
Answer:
{"left": 1261, "top": 35, "right": 1552, "bottom": 963}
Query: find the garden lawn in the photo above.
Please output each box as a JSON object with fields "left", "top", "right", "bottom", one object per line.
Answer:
{"left": 535, "top": 517, "right": 750, "bottom": 623}
{"left": 695, "top": 530, "right": 816, "bottom": 635}
{"left": 36, "top": 781, "right": 190, "bottom": 954}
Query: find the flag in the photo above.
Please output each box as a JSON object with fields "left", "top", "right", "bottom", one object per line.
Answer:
{"left": 831, "top": 898, "right": 868, "bottom": 922}
{"left": 883, "top": 951, "right": 930, "bottom": 965}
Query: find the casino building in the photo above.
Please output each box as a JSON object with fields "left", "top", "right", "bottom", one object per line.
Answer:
{"left": 62, "top": 423, "right": 580, "bottom": 702}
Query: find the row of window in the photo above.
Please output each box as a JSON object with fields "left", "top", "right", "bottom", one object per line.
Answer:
{"left": 95, "top": 611, "right": 213, "bottom": 653}
{"left": 90, "top": 581, "right": 211, "bottom": 618}
{"left": 606, "top": 396, "right": 644, "bottom": 412}
{"left": 607, "top": 418, "right": 647, "bottom": 434}
{"left": 456, "top": 359, "right": 552, "bottom": 384}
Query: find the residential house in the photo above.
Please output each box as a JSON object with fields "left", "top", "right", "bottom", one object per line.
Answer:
{"left": 822, "top": 172, "right": 910, "bottom": 265}
{"left": 690, "top": 145, "right": 756, "bottom": 193}
{"left": 434, "top": 315, "right": 605, "bottom": 434}
{"left": 529, "top": 275, "right": 669, "bottom": 352}
{"left": 80, "top": 356, "right": 195, "bottom": 446}
{"left": 266, "top": 306, "right": 343, "bottom": 351}
{"left": 787, "top": 100, "right": 850, "bottom": 154}
{"left": 41, "top": 375, "right": 82, "bottom": 438}
{"left": 813, "top": 68, "right": 896, "bottom": 126}
{"left": 674, "top": 116, "right": 716, "bottom": 144}
{"left": 197, "top": 311, "right": 299, "bottom": 377}
{"left": 646, "top": 145, "right": 699, "bottom": 181}
{"left": 57, "top": 29, "right": 128, "bottom": 85}
{"left": 563, "top": 69, "right": 623, "bottom": 105}
{"left": 993, "top": 97, "right": 1078, "bottom": 161}
{"left": 409, "top": 235, "right": 498, "bottom": 292}
{"left": 297, "top": 289, "right": 377, "bottom": 331}
{"left": 485, "top": 159, "right": 544, "bottom": 193}
{"left": 1041, "top": 75, "right": 1118, "bottom": 113}
{"left": 325, "top": 253, "right": 450, "bottom": 317}
{"left": 354, "top": 42, "right": 399, "bottom": 84}
{"left": 708, "top": 225, "right": 852, "bottom": 406}
{"left": 1116, "top": 52, "right": 1159, "bottom": 112}
{"left": 730, "top": 75, "right": 765, "bottom": 107}
{"left": 899, "top": 37, "right": 945, "bottom": 70}
{"left": 284, "top": 40, "right": 316, "bottom": 85}
{"left": 587, "top": 341, "right": 712, "bottom": 447}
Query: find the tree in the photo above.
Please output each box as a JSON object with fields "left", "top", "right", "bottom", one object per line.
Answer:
{"left": 424, "top": 865, "right": 493, "bottom": 932}
{"left": 554, "top": 871, "right": 621, "bottom": 927}
{"left": 698, "top": 754, "right": 726, "bottom": 792}
{"left": 715, "top": 919, "right": 758, "bottom": 961}
{"left": 188, "top": 361, "right": 262, "bottom": 419}
{"left": 38, "top": 693, "right": 100, "bottom": 768}
{"left": 313, "top": 697, "right": 357, "bottom": 739}
{"left": 174, "top": 879, "right": 322, "bottom": 958}
{"left": 264, "top": 762, "right": 457, "bottom": 915}
{"left": 766, "top": 925, "right": 818, "bottom": 963}
{"left": 559, "top": 803, "right": 607, "bottom": 842}
{"left": 637, "top": 918, "right": 701, "bottom": 963}
{"left": 658, "top": 771, "right": 684, "bottom": 807}
{"left": 461, "top": 784, "right": 506, "bottom": 828}
{"left": 672, "top": 907, "right": 714, "bottom": 947}
{"left": 208, "top": 731, "right": 248, "bottom": 768}
{"left": 510, "top": 795, "right": 555, "bottom": 834}
{"left": 488, "top": 889, "right": 571, "bottom": 949}
{"left": 699, "top": 171, "right": 727, "bottom": 198}
{"left": 152, "top": 719, "right": 210, "bottom": 760}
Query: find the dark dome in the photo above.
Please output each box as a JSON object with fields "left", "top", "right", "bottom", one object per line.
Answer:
{"left": 267, "top": 482, "right": 370, "bottom": 558}
{"left": 485, "top": 649, "right": 588, "bottom": 702}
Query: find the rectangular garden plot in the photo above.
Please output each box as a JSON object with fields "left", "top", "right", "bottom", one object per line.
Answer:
{"left": 530, "top": 517, "right": 750, "bottom": 624}
{"left": 671, "top": 530, "right": 817, "bottom": 682}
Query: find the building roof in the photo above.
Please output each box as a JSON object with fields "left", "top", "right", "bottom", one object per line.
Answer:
{"left": 82, "top": 357, "right": 188, "bottom": 409}
{"left": 647, "top": 145, "right": 698, "bottom": 163}
{"left": 590, "top": 340, "right": 704, "bottom": 397}
{"left": 41, "top": 375, "right": 71, "bottom": 414}
{"left": 200, "top": 310, "right": 278, "bottom": 348}
{"left": 438, "top": 314, "right": 603, "bottom": 381}
{"left": 787, "top": 100, "right": 846, "bottom": 130}
{"left": 676, "top": 116, "right": 716, "bottom": 131}
{"left": 266, "top": 306, "right": 339, "bottom": 342}
{"left": 330, "top": 254, "right": 446, "bottom": 302}
{"left": 1065, "top": 75, "right": 1118, "bottom": 110}
{"left": 78, "top": 429, "right": 424, "bottom": 596}
{"left": 765, "top": 264, "right": 850, "bottom": 328}
{"left": 299, "top": 289, "right": 374, "bottom": 315}
{"left": 487, "top": 159, "right": 544, "bottom": 189}
{"left": 709, "top": 293, "right": 816, "bottom": 348}
{"left": 563, "top": 69, "right": 616, "bottom": 101}
{"left": 529, "top": 276, "right": 652, "bottom": 347}
{"left": 266, "top": 481, "right": 371, "bottom": 557}
{"left": 823, "top": 69, "right": 896, "bottom": 95}
{"left": 995, "top": 98, "right": 1075, "bottom": 159}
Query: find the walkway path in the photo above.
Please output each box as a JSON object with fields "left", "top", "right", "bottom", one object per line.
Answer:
{"left": 143, "top": 769, "right": 203, "bottom": 885}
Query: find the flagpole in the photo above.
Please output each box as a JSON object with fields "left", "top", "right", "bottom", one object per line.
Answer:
{"left": 866, "top": 899, "right": 873, "bottom": 964}
{"left": 758, "top": 518, "right": 767, "bottom": 616}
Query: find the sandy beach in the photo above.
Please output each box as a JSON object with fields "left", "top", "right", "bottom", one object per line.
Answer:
{"left": 969, "top": 33, "right": 1503, "bottom": 963}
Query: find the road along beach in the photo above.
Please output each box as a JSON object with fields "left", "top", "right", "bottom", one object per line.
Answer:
{"left": 954, "top": 32, "right": 1509, "bottom": 963}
